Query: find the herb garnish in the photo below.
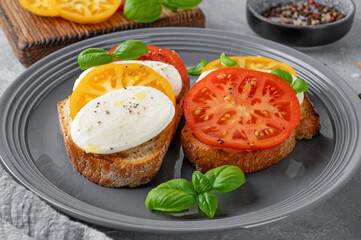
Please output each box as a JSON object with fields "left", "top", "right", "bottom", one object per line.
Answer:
{"left": 220, "top": 53, "right": 237, "bottom": 67}
{"left": 77, "top": 40, "right": 149, "bottom": 70}
{"left": 124, "top": 0, "right": 203, "bottom": 23}
{"left": 145, "top": 165, "right": 245, "bottom": 218}
{"left": 271, "top": 68, "right": 308, "bottom": 94}
{"left": 186, "top": 59, "right": 208, "bottom": 75}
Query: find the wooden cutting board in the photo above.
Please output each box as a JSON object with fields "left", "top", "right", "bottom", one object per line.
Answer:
{"left": 0, "top": 0, "right": 205, "bottom": 67}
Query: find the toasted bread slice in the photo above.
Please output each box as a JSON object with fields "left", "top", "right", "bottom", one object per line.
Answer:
{"left": 58, "top": 80, "right": 189, "bottom": 188}
{"left": 181, "top": 93, "right": 320, "bottom": 173}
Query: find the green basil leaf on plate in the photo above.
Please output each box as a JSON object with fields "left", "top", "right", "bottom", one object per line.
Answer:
{"left": 271, "top": 68, "right": 293, "bottom": 85}
{"left": 124, "top": 0, "right": 163, "bottom": 23}
{"left": 192, "top": 171, "right": 211, "bottom": 194}
{"left": 220, "top": 53, "right": 237, "bottom": 67}
{"left": 77, "top": 48, "right": 114, "bottom": 70}
{"left": 111, "top": 40, "right": 149, "bottom": 60}
{"left": 161, "top": 0, "right": 203, "bottom": 11}
{"left": 205, "top": 165, "right": 245, "bottom": 192}
{"left": 198, "top": 192, "right": 218, "bottom": 218}
{"left": 145, "top": 179, "right": 197, "bottom": 212}
{"left": 186, "top": 59, "right": 208, "bottom": 75}
{"left": 292, "top": 78, "right": 309, "bottom": 94}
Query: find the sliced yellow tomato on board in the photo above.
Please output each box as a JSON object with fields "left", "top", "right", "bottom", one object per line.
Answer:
{"left": 53, "top": 0, "right": 121, "bottom": 24}
{"left": 18, "top": 0, "right": 59, "bottom": 16}
{"left": 202, "top": 56, "right": 297, "bottom": 77}
{"left": 70, "top": 63, "right": 176, "bottom": 120}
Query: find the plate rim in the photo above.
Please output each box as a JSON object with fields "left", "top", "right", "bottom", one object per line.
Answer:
{"left": 1, "top": 27, "right": 361, "bottom": 233}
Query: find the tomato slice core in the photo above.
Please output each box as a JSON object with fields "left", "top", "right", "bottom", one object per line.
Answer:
{"left": 184, "top": 68, "right": 301, "bottom": 150}
{"left": 109, "top": 45, "right": 188, "bottom": 84}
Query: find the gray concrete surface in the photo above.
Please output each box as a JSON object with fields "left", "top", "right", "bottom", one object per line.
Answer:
{"left": 0, "top": 0, "right": 360, "bottom": 239}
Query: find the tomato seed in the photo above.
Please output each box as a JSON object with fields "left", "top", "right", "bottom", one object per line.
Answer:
{"left": 220, "top": 130, "right": 228, "bottom": 136}
{"left": 218, "top": 74, "right": 226, "bottom": 79}
{"left": 194, "top": 109, "right": 202, "bottom": 115}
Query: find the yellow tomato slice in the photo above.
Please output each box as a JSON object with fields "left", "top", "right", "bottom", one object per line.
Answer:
{"left": 19, "top": 0, "right": 59, "bottom": 16}
{"left": 53, "top": 0, "right": 121, "bottom": 24}
{"left": 70, "top": 63, "right": 176, "bottom": 120}
{"left": 202, "top": 56, "right": 297, "bottom": 77}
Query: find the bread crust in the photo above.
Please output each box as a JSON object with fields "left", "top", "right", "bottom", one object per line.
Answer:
{"left": 181, "top": 93, "right": 321, "bottom": 173}
{"left": 58, "top": 79, "right": 189, "bottom": 188}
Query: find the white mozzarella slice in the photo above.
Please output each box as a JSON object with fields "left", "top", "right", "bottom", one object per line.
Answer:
{"left": 71, "top": 86, "right": 175, "bottom": 154}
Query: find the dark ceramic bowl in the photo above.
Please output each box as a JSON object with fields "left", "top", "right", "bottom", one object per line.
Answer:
{"left": 246, "top": 0, "right": 355, "bottom": 47}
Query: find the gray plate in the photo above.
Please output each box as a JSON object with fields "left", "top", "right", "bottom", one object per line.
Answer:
{"left": 0, "top": 27, "right": 361, "bottom": 233}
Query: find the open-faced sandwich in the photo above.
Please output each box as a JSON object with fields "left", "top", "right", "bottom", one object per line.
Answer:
{"left": 182, "top": 55, "right": 321, "bottom": 173}
{"left": 57, "top": 41, "right": 189, "bottom": 187}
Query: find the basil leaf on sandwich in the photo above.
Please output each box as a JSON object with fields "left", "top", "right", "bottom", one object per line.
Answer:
{"left": 271, "top": 68, "right": 293, "bottom": 84}
{"left": 77, "top": 48, "right": 114, "bottom": 70}
{"left": 124, "top": 0, "right": 163, "bottom": 23}
{"left": 186, "top": 59, "right": 208, "bottom": 75}
{"left": 292, "top": 78, "right": 309, "bottom": 94}
{"left": 77, "top": 40, "right": 149, "bottom": 70}
{"left": 111, "top": 40, "right": 149, "bottom": 60}
{"left": 220, "top": 53, "right": 237, "bottom": 67}
{"left": 271, "top": 68, "right": 309, "bottom": 94}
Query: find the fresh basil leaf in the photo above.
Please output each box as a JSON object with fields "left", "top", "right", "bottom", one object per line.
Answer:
{"left": 192, "top": 171, "right": 211, "bottom": 194}
{"left": 161, "top": 0, "right": 203, "bottom": 11}
{"left": 220, "top": 53, "right": 237, "bottom": 67}
{"left": 77, "top": 48, "right": 114, "bottom": 70}
{"left": 124, "top": 0, "right": 162, "bottom": 23}
{"left": 271, "top": 68, "right": 293, "bottom": 85}
{"left": 292, "top": 78, "right": 308, "bottom": 94}
{"left": 111, "top": 40, "right": 149, "bottom": 60}
{"left": 186, "top": 59, "right": 208, "bottom": 75}
{"left": 145, "top": 189, "right": 197, "bottom": 212}
{"left": 198, "top": 192, "right": 218, "bottom": 218}
{"left": 205, "top": 165, "right": 245, "bottom": 192}
{"left": 145, "top": 179, "right": 197, "bottom": 212}
{"left": 155, "top": 178, "right": 197, "bottom": 196}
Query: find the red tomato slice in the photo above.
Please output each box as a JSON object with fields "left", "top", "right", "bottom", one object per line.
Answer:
{"left": 184, "top": 68, "right": 301, "bottom": 150}
{"left": 108, "top": 44, "right": 187, "bottom": 84}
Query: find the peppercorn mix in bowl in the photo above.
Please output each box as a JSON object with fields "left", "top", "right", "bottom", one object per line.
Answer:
{"left": 246, "top": 0, "right": 355, "bottom": 47}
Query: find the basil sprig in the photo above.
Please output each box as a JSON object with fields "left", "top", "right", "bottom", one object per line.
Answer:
{"left": 186, "top": 59, "right": 208, "bottom": 75}
{"left": 271, "top": 68, "right": 308, "bottom": 94}
{"left": 77, "top": 40, "right": 149, "bottom": 70}
{"left": 220, "top": 53, "right": 237, "bottom": 67}
{"left": 145, "top": 165, "right": 245, "bottom": 218}
{"left": 124, "top": 0, "right": 203, "bottom": 23}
